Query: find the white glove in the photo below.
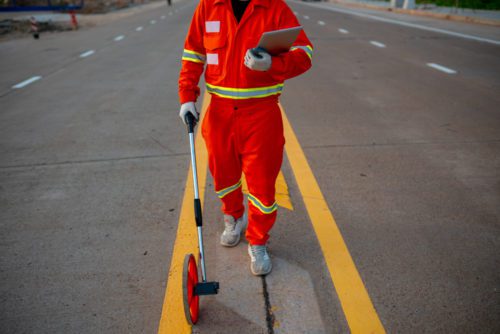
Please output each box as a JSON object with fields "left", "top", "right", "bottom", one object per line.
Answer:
{"left": 179, "top": 102, "right": 199, "bottom": 125}
{"left": 244, "top": 48, "right": 272, "bottom": 71}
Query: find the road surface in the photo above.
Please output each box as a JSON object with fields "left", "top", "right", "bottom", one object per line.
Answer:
{"left": 1, "top": 0, "right": 499, "bottom": 333}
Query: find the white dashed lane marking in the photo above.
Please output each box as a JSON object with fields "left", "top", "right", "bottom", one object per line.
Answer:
{"left": 339, "top": 28, "right": 349, "bottom": 34}
{"left": 161, "top": 15, "right": 166, "bottom": 19}
{"left": 370, "top": 41, "right": 386, "bottom": 48}
{"left": 293, "top": 0, "right": 500, "bottom": 46}
{"left": 304, "top": 15, "right": 310, "bottom": 19}
{"left": 136, "top": 26, "right": 143, "bottom": 31}
{"left": 12, "top": 76, "right": 42, "bottom": 89}
{"left": 79, "top": 50, "right": 95, "bottom": 58}
{"left": 318, "top": 20, "right": 325, "bottom": 26}
{"left": 114, "top": 35, "right": 125, "bottom": 42}
{"left": 427, "top": 63, "right": 457, "bottom": 74}
{"left": 150, "top": 20, "right": 156, "bottom": 24}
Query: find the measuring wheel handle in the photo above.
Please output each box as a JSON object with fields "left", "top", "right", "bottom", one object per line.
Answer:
{"left": 185, "top": 112, "right": 197, "bottom": 134}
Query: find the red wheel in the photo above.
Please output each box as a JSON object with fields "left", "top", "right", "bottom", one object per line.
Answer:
{"left": 182, "top": 254, "right": 199, "bottom": 324}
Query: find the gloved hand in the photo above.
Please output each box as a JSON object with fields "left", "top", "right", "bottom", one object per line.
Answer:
{"left": 179, "top": 102, "right": 199, "bottom": 125}
{"left": 244, "top": 48, "right": 272, "bottom": 72}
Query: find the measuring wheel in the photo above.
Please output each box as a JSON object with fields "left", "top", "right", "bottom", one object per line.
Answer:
{"left": 181, "top": 113, "right": 220, "bottom": 325}
{"left": 182, "top": 253, "right": 200, "bottom": 324}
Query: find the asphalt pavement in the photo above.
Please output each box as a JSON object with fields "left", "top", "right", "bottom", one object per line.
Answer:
{"left": 1, "top": 0, "right": 499, "bottom": 333}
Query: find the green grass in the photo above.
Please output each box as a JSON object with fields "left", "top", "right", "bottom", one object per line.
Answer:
{"left": 416, "top": 0, "right": 500, "bottom": 9}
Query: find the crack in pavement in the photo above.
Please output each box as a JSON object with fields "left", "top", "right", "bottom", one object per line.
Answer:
{"left": 261, "top": 276, "right": 275, "bottom": 334}
{"left": 0, "top": 152, "right": 188, "bottom": 170}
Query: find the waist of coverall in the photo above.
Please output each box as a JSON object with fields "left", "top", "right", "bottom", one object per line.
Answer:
{"left": 210, "top": 94, "right": 279, "bottom": 108}
{"left": 205, "top": 82, "right": 284, "bottom": 101}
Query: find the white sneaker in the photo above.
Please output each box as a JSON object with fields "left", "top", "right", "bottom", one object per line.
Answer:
{"left": 248, "top": 244, "right": 272, "bottom": 276}
{"left": 220, "top": 214, "right": 244, "bottom": 247}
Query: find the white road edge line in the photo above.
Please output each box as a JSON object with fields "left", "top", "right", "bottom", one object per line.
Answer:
{"left": 318, "top": 20, "right": 325, "bottom": 26}
{"left": 136, "top": 26, "right": 143, "bottom": 31}
{"left": 114, "top": 35, "right": 125, "bottom": 41}
{"left": 79, "top": 50, "right": 95, "bottom": 58}
{"left": 339, "top": 28, "right": 349, "bottom": 34}
{"left": 12, "top": 76, "right": 42, "bottom": 89}
{"left": 290, "top": 0, "right": 500, "bottom": 46}
{"left": 427, "top": 63, "right": 457, "bottom": 74}
{"left": 370, "top": 40, "right": 386, "bottom": 48}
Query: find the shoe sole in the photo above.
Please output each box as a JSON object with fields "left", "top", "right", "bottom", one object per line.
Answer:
{"left": 250, "top": 262, "right": 272, "bottom": 276}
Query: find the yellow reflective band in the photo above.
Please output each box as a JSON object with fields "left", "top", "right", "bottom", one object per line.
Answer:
{"left": 182, "top": 49, "right": 206, "bottom": 63}
{"left": 182, "top": 56, "right": 204, "bottom": 63}
{"left": 184, "top": 49, "right": 205, "bottom": 58}
{"left": 248, "top": 194, "right": 277, "bottom": 214}
{"left": 291, "top": 45, "right": 313, "bottom": 60}
{"left": 216, "top": 179, "right": 242, "bottom": 199}
{"left": 206, "top": 83, "right": 284, "bottom": 100}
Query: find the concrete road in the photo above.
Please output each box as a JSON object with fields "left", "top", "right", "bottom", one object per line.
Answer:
{"left": 1, "top": 0, "right": 499, "bottom": 333}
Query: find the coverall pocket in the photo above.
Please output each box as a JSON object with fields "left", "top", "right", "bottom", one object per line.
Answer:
{"left": 203, "top": 33, "right": 227, "bottom": 76}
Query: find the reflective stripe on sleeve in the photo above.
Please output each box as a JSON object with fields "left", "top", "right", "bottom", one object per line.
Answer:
{"left": 216, "top": 179, "right": 242, "bottom": 198}
{"left": 291, "top": 45, "right": 313, "bottom": 60}
{"left": 206, "top": 83, "right": 284, "bottom": 99}
{"left": 182, "top": 49, "right": 206, "bottom": 63}
{"left": 248, "top": 194, "right": 278, "bottom": 214}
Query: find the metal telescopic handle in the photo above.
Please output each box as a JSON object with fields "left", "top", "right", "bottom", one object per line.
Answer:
{"left": 185, "top": 112, "right": 207, "bottom": 282}
{"left": 185, "top": 113, "right": 201, "bottom": 217}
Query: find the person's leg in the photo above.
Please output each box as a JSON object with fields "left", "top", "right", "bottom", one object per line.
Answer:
{"left": 239, "top": 101, "right": 284, "bottom": 274}
{"left": 240, "top": 101, "right": 284, "bottom": 245}
{"left": 202, "top": 100, "right": 245, "bottom": 245}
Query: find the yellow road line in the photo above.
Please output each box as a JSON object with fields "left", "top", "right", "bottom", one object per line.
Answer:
{"left": 275, "top": 171, "right": 294, "bottom": 210}
{"left": 157, "top": 93, "right": 211, "bottom": 334}
{"left": 280, "top": 105, "right": 386, "bottom": 333}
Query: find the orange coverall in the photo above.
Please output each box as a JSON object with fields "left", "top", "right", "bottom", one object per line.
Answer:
{"left": 179, "top": 0, "right": 313, "bottom": 245}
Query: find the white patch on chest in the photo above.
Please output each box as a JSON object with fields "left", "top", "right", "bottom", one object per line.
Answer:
{"left": 205, "top": 21, "right": 220, "bottom": 33}
{"left": 207, "top": 53, "right": 219, "bottom": 65}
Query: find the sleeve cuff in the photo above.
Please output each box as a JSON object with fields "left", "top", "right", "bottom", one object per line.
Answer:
{"left": 179, "top": 90, "right": 199, "bottom": 104}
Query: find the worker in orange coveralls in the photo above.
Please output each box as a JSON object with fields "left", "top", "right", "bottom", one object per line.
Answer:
{"left": 178, "top": 0, "right": 312, "bottom": 276}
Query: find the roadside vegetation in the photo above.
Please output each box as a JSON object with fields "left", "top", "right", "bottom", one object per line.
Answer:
{"left": 416, "top": 0, "right": 500, "bottom": 9}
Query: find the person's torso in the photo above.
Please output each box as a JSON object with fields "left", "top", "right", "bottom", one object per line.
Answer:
{"left": 202, "top": 0, "right": 289, "bottom": 91}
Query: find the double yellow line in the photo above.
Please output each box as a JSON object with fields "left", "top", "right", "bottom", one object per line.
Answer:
{"left": 157, "top": 94, "right": 386, "bottom": 333}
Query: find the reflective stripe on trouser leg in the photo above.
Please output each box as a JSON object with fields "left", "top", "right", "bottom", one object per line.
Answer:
{"left": 216, "top": 179, "right": 244, "bottom": 220}
{"left": 216, "top": 179, "right": 242, "bottom": 199}
{"left": 202, "top": 100, "right": 245, "bottom": 219}
{"left": 246, "top": 193, "right": 278, "bottom": 246}
{"left": 248, "top": 194, "right": 277, "bottom": 214}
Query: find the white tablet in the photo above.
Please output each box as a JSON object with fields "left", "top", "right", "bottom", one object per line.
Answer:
{"left": 256, "top": 26, "right": 303, "bottom": 56}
